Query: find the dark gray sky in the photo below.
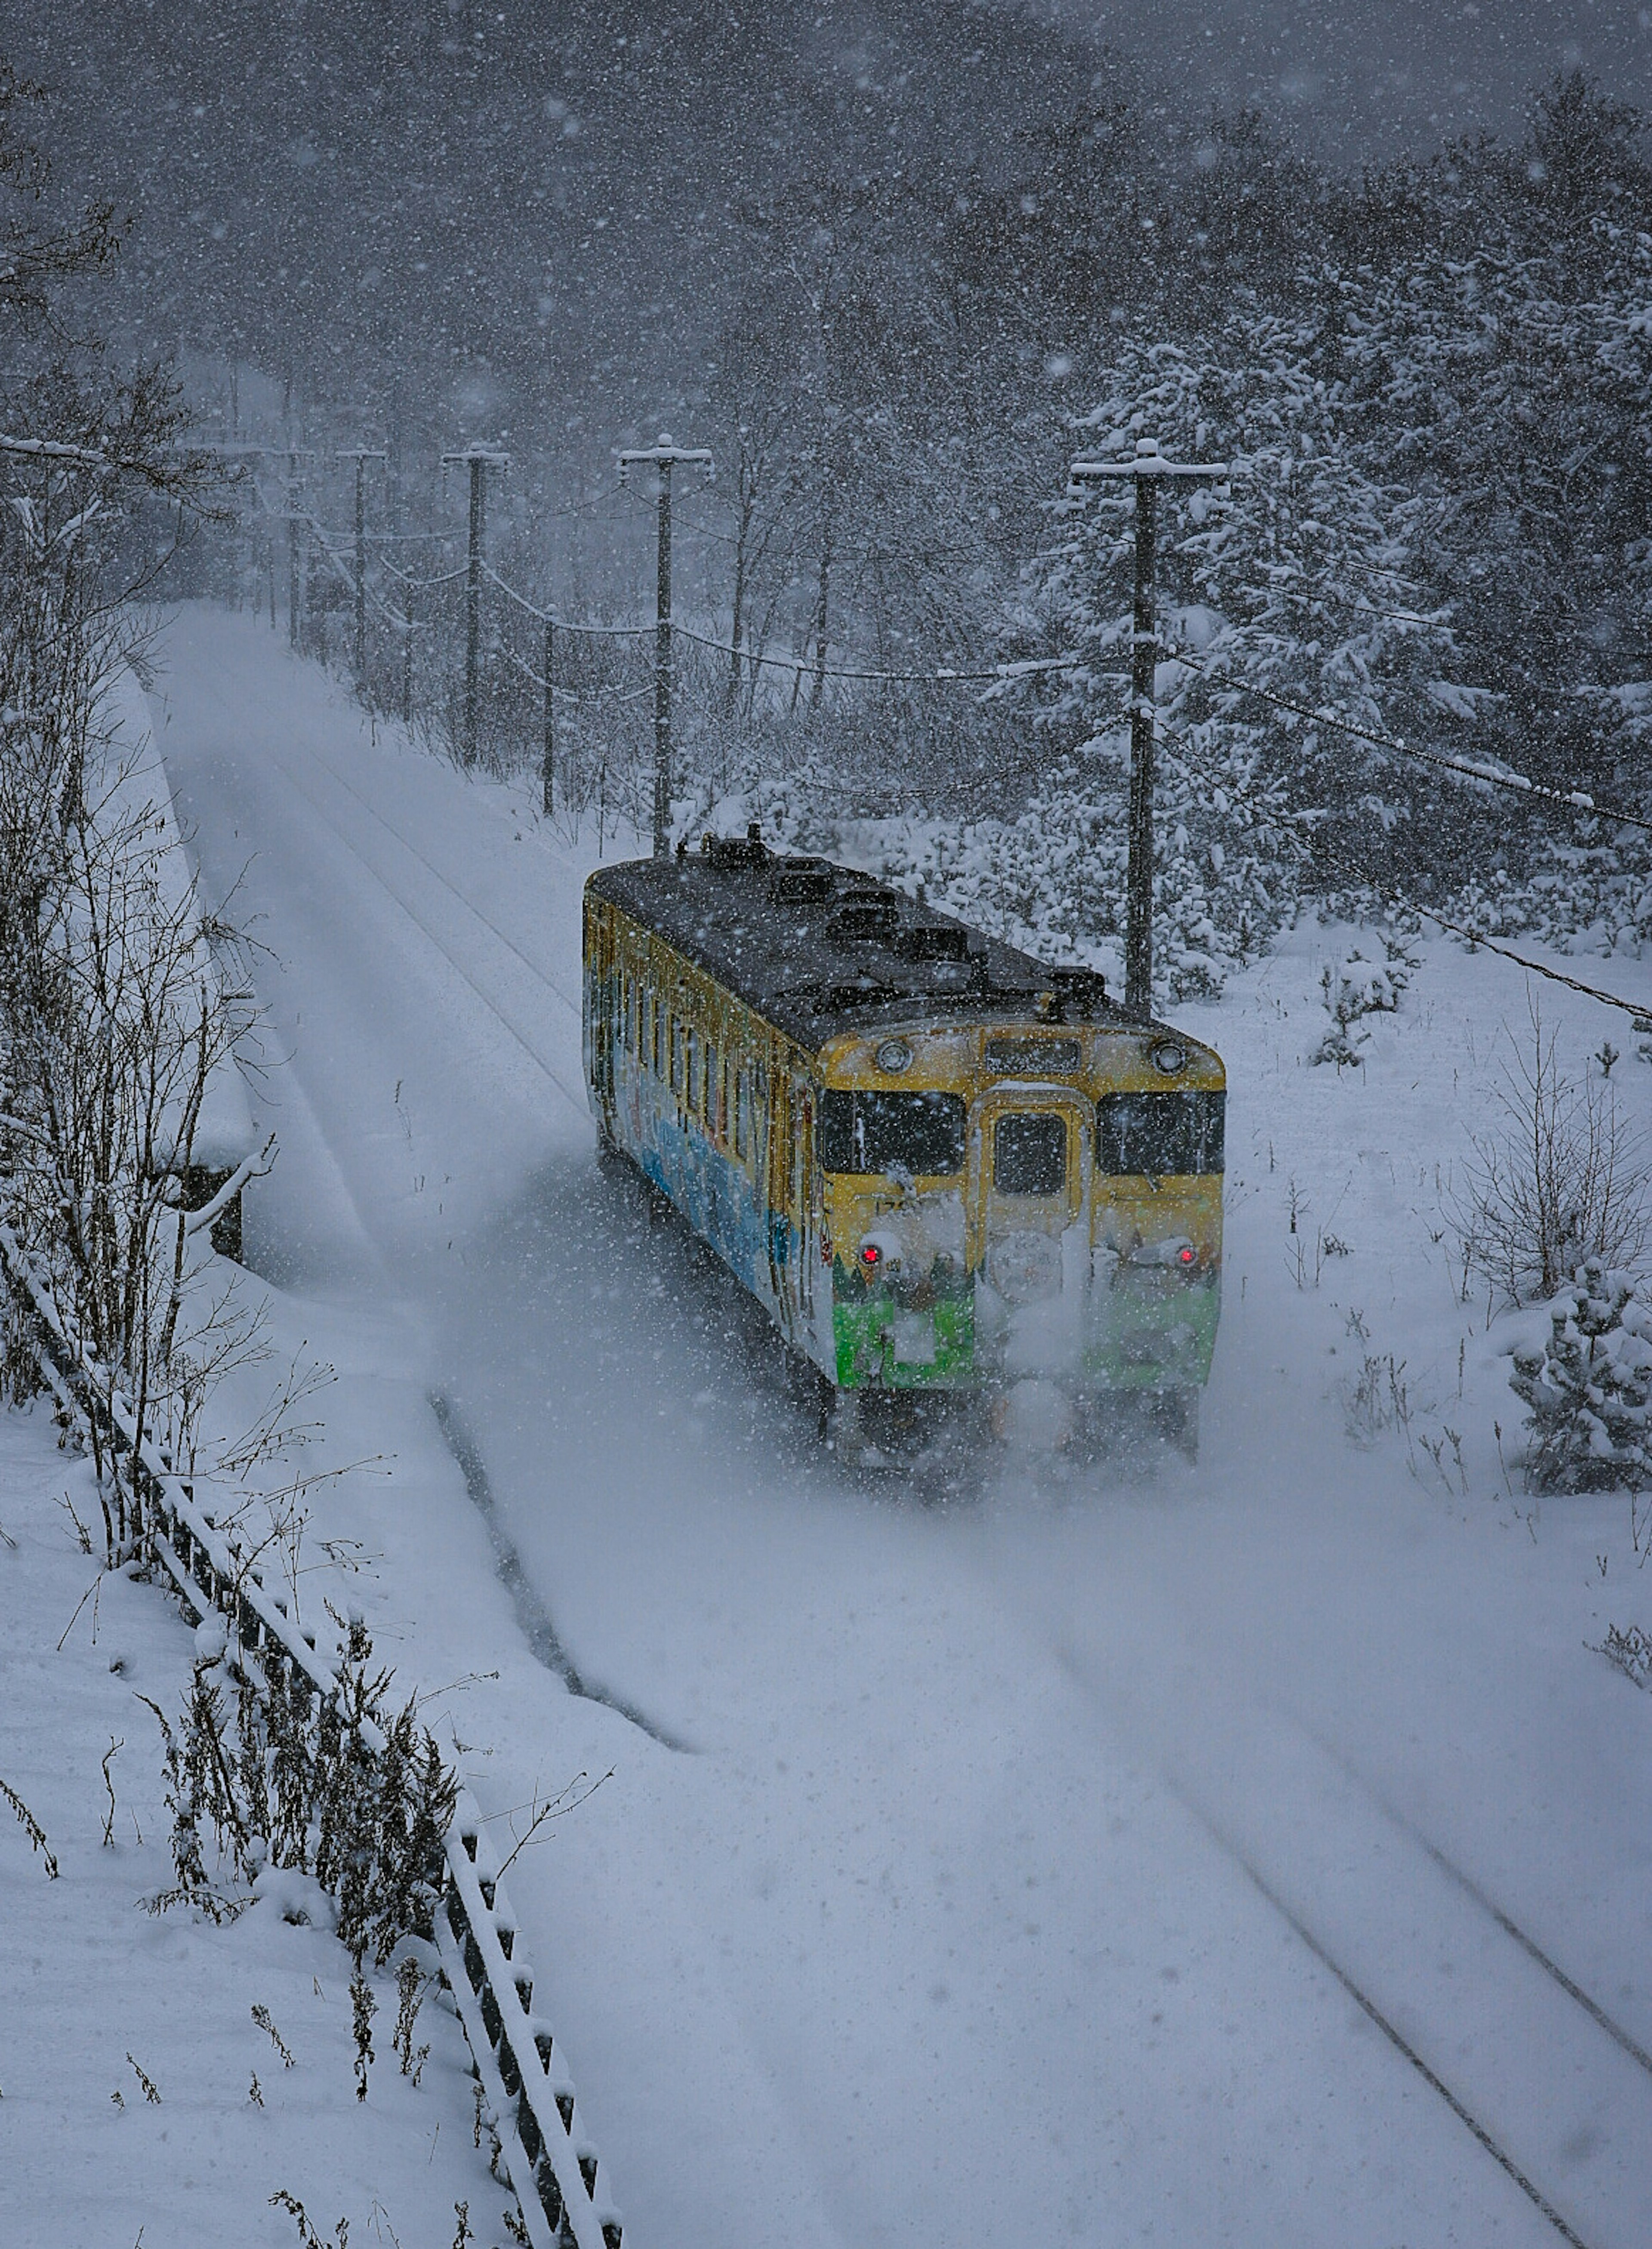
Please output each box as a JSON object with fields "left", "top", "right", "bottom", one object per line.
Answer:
{"left": 1048, "top": 0, "right": 1651, "bottom": 160}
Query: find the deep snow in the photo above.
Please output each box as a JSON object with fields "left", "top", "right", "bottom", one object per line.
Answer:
{"left": 25, "top": 600, "right": 1652, "bottom": 2246}
{"left": 0, "top": 1410, "right": 522, "bottom": 2249}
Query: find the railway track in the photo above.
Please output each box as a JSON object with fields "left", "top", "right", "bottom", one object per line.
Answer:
{"left": 1050, "top": 1630, "right": 1652, "bottom": 2249}
{"left": 270, "top": 743, "right": 589, "bottom": 1120}
{"left": 219, "top": 721, "right": 1652, "bottom": 2239}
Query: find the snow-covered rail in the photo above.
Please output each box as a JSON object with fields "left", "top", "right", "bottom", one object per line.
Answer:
{"left": 0, "top": 1223, "right": 623, "bottom": 2249}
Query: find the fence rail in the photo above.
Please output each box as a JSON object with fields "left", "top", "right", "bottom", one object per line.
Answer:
{"left": 0, "top": 1222, "right": 623, "bottom": 2249}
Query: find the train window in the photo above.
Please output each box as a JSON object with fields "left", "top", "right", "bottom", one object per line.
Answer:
{"left": 993, "top": 1112, "right": 1068, "bottom": 1195}
{"left": 1097, "top": 1089, "right": 1225, "bottom": 1177}
{"left": 670, "top": 1019, "right": 684, "bottom": 1095}
{"left": 687, "top": 1028, "right": 700, "bottom": 1113}
{"left": 821, "top": 1089, "right": 966, "bottom": 1176}
{"left": 705, "top": 1038, "right": 718, "bottom": 1126}
{"left": 985, "top": 1035, "right": 1083, "bottom": 1076}
{"left": 734, "top": 1067, "right": 746, "bottom": 1158}
{"left": 652, "top": 995, "right": 663, "bottom": 1077}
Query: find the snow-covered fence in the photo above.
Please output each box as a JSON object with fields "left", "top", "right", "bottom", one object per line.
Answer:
{"left": 0, "top": 1221, "right": 623, "bottom": 2249}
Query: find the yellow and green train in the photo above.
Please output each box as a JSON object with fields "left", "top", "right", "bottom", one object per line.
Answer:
{"left": 583, "top": 830, "right": 1224, "bottom": 1457}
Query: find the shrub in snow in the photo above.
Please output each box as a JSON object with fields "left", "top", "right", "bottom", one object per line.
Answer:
{"left": 1456, "top": 998, "right": 1652, "bottom": 1306}
{"left": 142, "top": 1613, "right": 457, "bottom": 1967}
{"left": 1510, "top": 1261, "right": 1652, "bottom": 1493}
{"left": 1310, "top": 948, "right": 1401, "bottom": 1069}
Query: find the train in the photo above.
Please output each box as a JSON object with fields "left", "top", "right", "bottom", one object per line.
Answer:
{"left": 583, "top": 828, "right": 1224, "bottom": 1461}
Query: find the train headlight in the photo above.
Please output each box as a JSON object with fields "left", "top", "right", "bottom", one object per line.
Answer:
{"left": 1151, "top": 1040, "right": 1187, "bottom": 1074}
{"left": 875, "top": 1037, "right": 913, "bottom": 1074}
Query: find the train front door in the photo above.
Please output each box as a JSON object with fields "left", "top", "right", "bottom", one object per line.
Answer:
{"left": 970, "top": 1089, "right": 1091, "bottom": 1364}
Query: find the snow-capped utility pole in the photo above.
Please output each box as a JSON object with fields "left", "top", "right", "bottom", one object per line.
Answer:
{"left": 542, "top": 613, "right": 555, "bottom": 820}
{"left": 1068, "top": 437, "right": 1227, "bottom": 1019}
{"left": 335, "top": 447, "right": 386, "bottom": 688}
{"left": 619, "top": 435, "right": 713, "bottom": 858}
{"left": 442, "top": 446, "right": 509, "bottom": 765}
{"left": 283, "top": 448, "right": 315, "bottom": 651}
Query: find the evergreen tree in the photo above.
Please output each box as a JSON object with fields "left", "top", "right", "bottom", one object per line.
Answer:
{"left": 1511, "top": 1261, "right": 1652, "bottom": 1492}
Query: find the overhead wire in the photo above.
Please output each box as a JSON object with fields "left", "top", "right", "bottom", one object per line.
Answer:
{"left": 254, "top": 474, "right": 1651, "bottom": 1024}
{"left": 1161, "top": 667, "right": 1652, "bottom": 1024}
{"left": 1157, "top": 637, "right": 1652, "bottom": 837}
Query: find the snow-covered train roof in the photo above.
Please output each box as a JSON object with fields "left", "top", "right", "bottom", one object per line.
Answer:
{"left": 586, "top": 832, "right": 1169, "bottom": 1056}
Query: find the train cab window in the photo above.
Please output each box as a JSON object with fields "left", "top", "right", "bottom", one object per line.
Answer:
{"left": 1097, "top": 1089, "right": 1225, "bottom": 1177}
{"left": 822, "top": 1089, "right": 966, "bottom": 1177}
{"left": 993, "top": 1112, "right": 1067, "bottom": 1196}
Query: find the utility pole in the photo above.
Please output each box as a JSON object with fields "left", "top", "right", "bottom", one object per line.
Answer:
{"left": 620, "top": 435, "right": 713, "bottom": 858}
{"left": 402, "top": 580, "right": 415, "bottom": 725}
{"left": 1067, "top": 436, "right": 1228, "bottom": 1018}
{"left": 553, "top": 611, "right": 566, "bottom": 823}
{"left": 284, "top": 447, "right": 314, "bottom": 651}
{"left": 441, "top": 446, "right": 509, "bottom": 765}
{"left": 336, "top": 447, "right": 387, "bottom": 689}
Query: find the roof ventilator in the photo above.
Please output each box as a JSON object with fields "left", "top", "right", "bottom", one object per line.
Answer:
{"left": 701, "top": 824, "right": 768, "bottom": 868}
{"left": 827, "top": 900, "right": 902, "bottom": 944}
{"left": 892, "top": 922, "right": 971, "bottom": 963}
{"left": 1039, "top": 965, "right": 1110, "bottom": 1020}
{"left": 767, "top": 857, "right": 838, "bottom": 905}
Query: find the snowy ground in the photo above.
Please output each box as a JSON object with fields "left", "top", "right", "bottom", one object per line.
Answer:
{"left": 18, "top": 600, "right": 1652, "bottom": 2247}
{"left": 0, "top": 1408, "right": 524, "bottom": 2249}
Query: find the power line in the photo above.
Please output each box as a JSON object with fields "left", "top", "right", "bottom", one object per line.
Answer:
{"left": 1171, "top": 713, "right": 1652, "bottom": 1024}
{"left": 1161, "top": 640, "right": 1652, "bottom": 838}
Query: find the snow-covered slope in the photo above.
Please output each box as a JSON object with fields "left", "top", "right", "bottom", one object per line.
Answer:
{"left": 126, "top": 602, "right": 1652, "bottom": 2247}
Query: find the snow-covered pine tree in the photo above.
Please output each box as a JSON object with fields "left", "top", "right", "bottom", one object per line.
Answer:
{"left": 980, "top": 301, "right": 1454, "bottom": 1000}
{"left": 1510, "top": 1260, "right": 1652, "bottom": 1492}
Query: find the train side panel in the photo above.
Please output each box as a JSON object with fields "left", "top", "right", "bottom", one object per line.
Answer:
{"left": 585, "top": 895, "right": 836, "bottom": 1379}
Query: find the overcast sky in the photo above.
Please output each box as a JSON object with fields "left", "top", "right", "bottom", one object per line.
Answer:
{"left": 1047, "top": 0, "right": 1651, "bottom": 160}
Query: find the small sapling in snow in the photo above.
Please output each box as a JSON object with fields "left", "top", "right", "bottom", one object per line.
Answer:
{"left": 350, "top": 1959, "right": 377, "bottom": 2101}
{"left": 0, "top": 1776, "right": 58, "bottom": 1878}
{"left": 1455, "top": 995, "right": 1652, "bottom": 1307}
{"left": 1594, "top": 1621, "right": 1652, "bottom": 1689}
{"left": 252, "top": 2002, "right": 295, "bottom": 2069}
{"left": 269, "top": 2192, "right": 348, "bottom": 2249}
{"left": 101, "top": 1734, "right": 122, "bottom": 1847}
{"left": 393, "top": 1953, "right": 432, "bottom": 2083}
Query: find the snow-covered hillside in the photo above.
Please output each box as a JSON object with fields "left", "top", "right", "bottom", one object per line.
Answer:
{"left": 11, "top": 602, "right": 1652, "bottom": 2248}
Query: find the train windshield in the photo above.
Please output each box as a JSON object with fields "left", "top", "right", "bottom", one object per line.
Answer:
{"left": 822, "top": 1089, "right": 966, "bottom": 1176}
{"left": 1097, "top": 1089, "right": 1225, "bottom": 1177}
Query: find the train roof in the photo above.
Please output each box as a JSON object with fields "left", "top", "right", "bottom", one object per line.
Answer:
{"left": 585, "top": 831, "right": 1157, "bottom": 1054}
